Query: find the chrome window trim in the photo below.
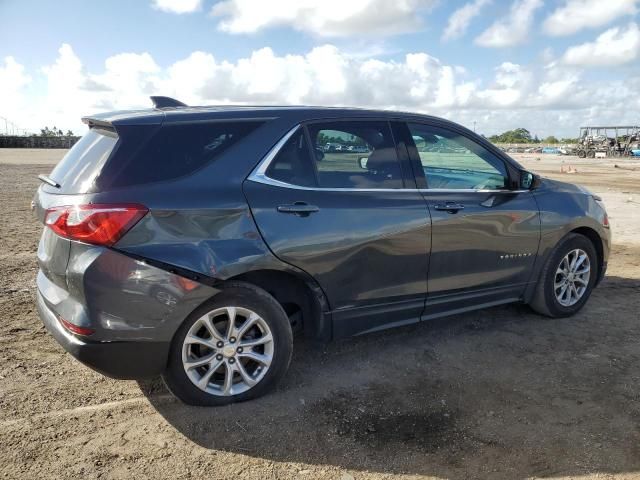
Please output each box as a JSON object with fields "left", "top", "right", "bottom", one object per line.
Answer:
{"left": 250, "top": 124, "right": 301, "bottom": 180}
{"left": 247, "top": 124, "right": 530, "bottom": 195}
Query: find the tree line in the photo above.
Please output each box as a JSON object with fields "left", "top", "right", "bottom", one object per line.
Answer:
{"left": 36, "top": 126, "right": 75, "bottom": 137}
{"left": 487, "top": 128, "right": 575, "bottom": 144}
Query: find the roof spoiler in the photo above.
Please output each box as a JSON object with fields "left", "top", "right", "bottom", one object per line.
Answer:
{"left": 81, "top": 117, "right": 116, "bottom": 130}
{"left": 150, "top": 96, "right": 187, "bottom": 108}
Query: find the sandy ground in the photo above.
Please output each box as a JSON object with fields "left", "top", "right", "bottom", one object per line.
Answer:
{"left": 0, "top": 148, "right": 69, "bottom": 165}
{"left": 0, "top": 149, "right": 639, "bottom": 479}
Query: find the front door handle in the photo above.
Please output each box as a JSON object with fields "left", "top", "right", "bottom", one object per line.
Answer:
{"left": 277, "top": 202, "right": 320, "bottom": 216}
{"left": 433, "top": 203, "right": 465, "bottom": 213}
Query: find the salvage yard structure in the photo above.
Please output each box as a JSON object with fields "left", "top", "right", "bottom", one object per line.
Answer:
{"left": 577, "top": 126, "right": 640, "bottom": 158}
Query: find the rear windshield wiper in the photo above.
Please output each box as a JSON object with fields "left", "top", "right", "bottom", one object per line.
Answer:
{"left": 38, "top": 174, "right": 60, "bottom": 188}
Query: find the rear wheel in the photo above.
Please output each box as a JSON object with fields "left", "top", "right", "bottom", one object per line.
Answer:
{"left": 529, "top": 234, "right": 598, "bottom": 317}
{"left": 163, "top": 283, "right": 293, "bottom": 406}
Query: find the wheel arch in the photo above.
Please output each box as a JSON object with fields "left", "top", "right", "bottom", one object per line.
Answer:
{"left": 525, "top": 224, "right": 606, "bottom": 304}
{"left": 223, "top": 268, "right": 332, "bottom": 341}
{"left": 569, "top": 226, "right": 604, "bottom": 284}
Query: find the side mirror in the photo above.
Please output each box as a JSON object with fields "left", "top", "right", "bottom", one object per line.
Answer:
{"left": 358, "top": 157, "right": 368, "bottom": 169}
{"left": 520, "top": 171, "right": 541, "bottom": 190}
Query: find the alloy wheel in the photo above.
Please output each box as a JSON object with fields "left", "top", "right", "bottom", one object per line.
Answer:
{"left": 182, "top": 306, "right": 274, "bottom": 396}
{"left": 554, "top": 248, "right": 591, "bottom": 307}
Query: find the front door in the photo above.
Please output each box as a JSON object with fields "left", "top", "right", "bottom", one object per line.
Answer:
{"left": 403, "top": 122, "right": 541, "bottom": 314}
{"left": 243, "top": 120, "right": 431, "bottom": 337}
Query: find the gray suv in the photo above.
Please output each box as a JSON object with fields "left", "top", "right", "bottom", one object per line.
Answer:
{"left": 34, "top": 97, "right": 610, "bottom": 405}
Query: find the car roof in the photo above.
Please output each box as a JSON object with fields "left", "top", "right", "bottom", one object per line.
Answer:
{"left": 83, "top": 103, "right": 446, "bottom": 128}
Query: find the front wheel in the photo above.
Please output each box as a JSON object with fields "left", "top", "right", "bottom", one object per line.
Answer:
{"left": 162, "top": 283, "right": 293, "bottom": 406}
{"left": 529, "top": 233, "right": 598, "bottom": 318}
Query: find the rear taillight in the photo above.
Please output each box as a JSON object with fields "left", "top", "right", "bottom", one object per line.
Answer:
{"left": 44, "top": 204, "right": 148, "bottom": 246}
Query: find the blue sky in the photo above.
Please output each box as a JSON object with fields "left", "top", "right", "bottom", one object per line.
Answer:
{"left": 1, "top": 0, "right": 639, "bottom": 137}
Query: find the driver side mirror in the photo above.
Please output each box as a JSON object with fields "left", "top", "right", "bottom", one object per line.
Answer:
{"left": 520, "top": 171, "right": 541, "bottom": 190}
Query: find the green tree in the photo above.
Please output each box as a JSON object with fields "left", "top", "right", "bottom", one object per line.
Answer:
{"left": 40, "top": 126, "right": 65, "bottom": 137}
{"left": 543, "top": 136, "right": 559, "bottom": 144}
{"left": 488, "top": 128, "right": 534, "bottom": 143}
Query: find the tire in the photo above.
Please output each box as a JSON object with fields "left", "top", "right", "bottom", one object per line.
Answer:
{"left": 162, "top": 282, "right": 293, "bottom": 406}
{"left": 587, "top": 150, "right": 596, "bottom": 158}
{"left": 577, "top": 150, "right": 586, "bottom": 158}
{"left": 529, "top": 233, "right": 598, "bottom": 318}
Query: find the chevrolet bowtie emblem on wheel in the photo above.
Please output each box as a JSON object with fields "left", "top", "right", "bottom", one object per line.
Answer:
{"left": 500, "top": 253, "right": 533, "bottom": 259}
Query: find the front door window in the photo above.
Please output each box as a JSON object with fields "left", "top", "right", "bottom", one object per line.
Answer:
{"left": 407, "top": 123, "right": 508, "bottom": 190}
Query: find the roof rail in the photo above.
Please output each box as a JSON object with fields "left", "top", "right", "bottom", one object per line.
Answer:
{"left": 150, "top": 96, "right": 187, "bottom": 108}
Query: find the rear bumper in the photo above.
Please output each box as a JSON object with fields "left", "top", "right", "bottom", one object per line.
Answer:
{"left": 34, "top": 239, "right": 220, "bottom": 379}
{"left": 37, "top": 289, "right": 169, "bottom": 379}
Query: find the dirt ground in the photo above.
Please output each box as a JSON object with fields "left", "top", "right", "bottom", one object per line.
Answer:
{"left": 1, "top": 149, "right": 639, "bottom": 480}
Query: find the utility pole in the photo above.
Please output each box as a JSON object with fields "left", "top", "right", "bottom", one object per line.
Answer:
{"left": 473, "top": 121, "right": 476, "bottom": 133}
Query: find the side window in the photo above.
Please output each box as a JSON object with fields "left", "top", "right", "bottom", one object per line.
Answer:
{"left": 265, "top": 129, "right": 317, "bottom": 187}
{"left": 107, "top": 121, "right": 263, "bottom": 188}
{"left": 407, "top": 123, "right": 508, "bottom": 190}
{"left": 308, "top": 121, "right": 403, "bottom": 189}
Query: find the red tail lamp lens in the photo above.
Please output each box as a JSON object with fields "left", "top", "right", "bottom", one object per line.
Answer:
{"left": 45, "top": 204, "right": 148, "bottom": 246}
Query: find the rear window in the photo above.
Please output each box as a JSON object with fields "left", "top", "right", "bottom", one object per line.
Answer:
{"left": 46, "top": 128, "right": 117, "bottom": 194}
{"left": 47, "top": 121, "right": 263, "bottom": 193}
{"left": 106, "top": 121, "right": 263, "bottom": 189}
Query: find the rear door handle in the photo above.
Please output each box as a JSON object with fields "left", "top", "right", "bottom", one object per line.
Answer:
{"left": 433, "top": 203, "right": 465, "bottom": 213}
{"left": 277, "top": 202, "right": 320, "bottom": 216}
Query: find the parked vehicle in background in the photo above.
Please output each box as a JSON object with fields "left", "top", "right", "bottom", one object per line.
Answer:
{"left": 542, "top": 147, "right": 560, "bottom": 154}
{"left": 34, "top": 98, "right": 611, "bottom": 406}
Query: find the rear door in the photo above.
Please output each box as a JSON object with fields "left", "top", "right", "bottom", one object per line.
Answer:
{"left": 402, "top": 121, "right": 540, "bottom": 314}
{"left": 243, "top": 120, "right": 431, "bottom": 337}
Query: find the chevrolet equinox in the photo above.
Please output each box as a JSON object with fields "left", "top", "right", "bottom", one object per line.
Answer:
{"left": 34, "top": 97, "right": 611, "bottom": 405}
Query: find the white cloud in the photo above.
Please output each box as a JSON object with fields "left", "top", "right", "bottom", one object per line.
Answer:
{"left": 35, "top": 44, "right": 162, "bottom": 131}
{"left": 0, "top": 56, "right": 31, "bottom": 110}
{"left": 210, "top": 0, "right": 436, "bottom": 37}
{"left": 442, "top": 0, "right": 491, "bottom": 41}
{"left": 543, "top": 0, "right": 638, "bottom": 37}
{"left": 3, "top": 42, "right": 640, "bottom": 137}
{"left": 152, "top": 0, "right": 201, "bottom": 14}
{"left": 475, "top": 0, "right": 543, "bottom": 48}
{"left": 562, "top": 23, "right": 640, "bottom": 66}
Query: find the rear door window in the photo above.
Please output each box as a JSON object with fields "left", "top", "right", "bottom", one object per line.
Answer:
{"left": 307, "top": 121, "right": 403, "bottom": 189}
{"left": 265, "top": 129, "right": 317, "bottom": 187}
